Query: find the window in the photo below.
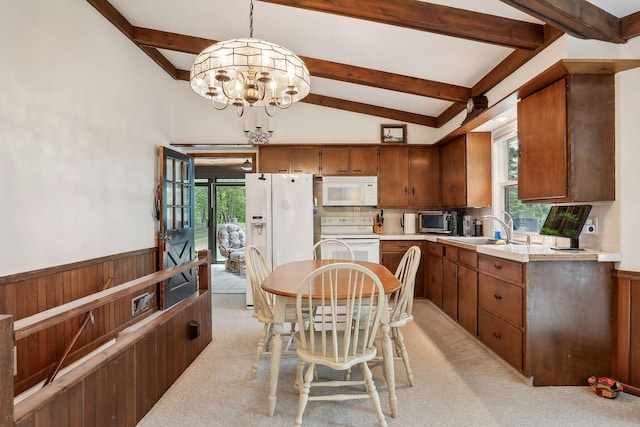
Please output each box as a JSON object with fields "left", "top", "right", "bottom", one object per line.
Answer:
{"left": 493, "top": 121, "right": 550, "bottom": 234}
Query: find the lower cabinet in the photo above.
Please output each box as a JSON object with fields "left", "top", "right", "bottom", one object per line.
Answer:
{"left": 380, "top": 240, "right": 426, "bottom": 298}
{"left": 477, "top": 254, "right": 613, "bottom": 386}
{"left": 612, "top": 270, "right": 640, "bottom": 396}
{"left": 425, "top": 242, "right": 443, "bottom": 305}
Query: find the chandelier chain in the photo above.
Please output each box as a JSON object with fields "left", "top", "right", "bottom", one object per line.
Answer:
{"left": 249, "top": 0, "right": 254, "bottom": 38}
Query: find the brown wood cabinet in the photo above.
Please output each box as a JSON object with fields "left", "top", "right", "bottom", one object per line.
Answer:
{"left": 518, "top": 75, "right": 615, "bottom": 202}
{"left": 442, "top": 244, "right": 479, "bottom": 336}
{"left": 440, "top": 132, "right": 491, "bottom": 208}
{"left": 425, "top": 242, "right": 443, "bottom": 306}
{"left": 380, "top": 240, "right": 426, "bottom": 298}
{"left": 378, "top": 146, "right": 440, "bottom": 208}
{"left": 259, "top": 146, "right": 320, "bottom": 174}
{"left": 478, "top": 254, "right": 613, "bottom": 386}
{"left": 321, "top": 146, "right": 378, "bottom": 175}
{"left": 612, "top": 270, "right": 640, "bottom": 396}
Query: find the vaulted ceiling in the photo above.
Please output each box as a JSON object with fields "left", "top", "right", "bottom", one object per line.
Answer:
{"left": 88, "top": 0, "right": 640, "bottom": 129}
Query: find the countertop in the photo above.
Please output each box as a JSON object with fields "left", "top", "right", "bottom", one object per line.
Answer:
{"left": 378, "top": 233, "right": 621, "bottom": 263}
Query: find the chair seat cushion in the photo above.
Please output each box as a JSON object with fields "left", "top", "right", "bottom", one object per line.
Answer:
{"left": 230, "top": 251, "right": 245, "bottom": 262}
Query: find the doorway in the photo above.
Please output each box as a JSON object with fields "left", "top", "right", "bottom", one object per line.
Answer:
{"left": 192, "top": 153, "right": 255, "bottom": 264}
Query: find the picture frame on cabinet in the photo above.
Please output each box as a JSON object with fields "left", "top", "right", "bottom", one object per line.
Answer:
{"left": 381, "top": 124, "right": 407, "bottom": 143}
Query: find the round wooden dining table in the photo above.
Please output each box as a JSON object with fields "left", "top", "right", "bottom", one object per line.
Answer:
{"left": 261, "top": 259, "right": 401, "bottom": 418}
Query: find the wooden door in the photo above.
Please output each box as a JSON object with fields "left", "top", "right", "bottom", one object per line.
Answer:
{"left": 378, "top": 146, "right": 409, "bottom": 207}
{"left": 425, "top": 245, "right": 443, "bottom": 307}
{"left": 442, "top": 258, "right": 458, "bottom": 319}
{"left": 259, "top": 146, "right": 290, "bottom": 173}
{"left": 349, "top": 147, "right": 378, "bottom": 175}
{"left": 518, "top": 78, "right": 568, "bottom": 201}
{"left": 409, "top": 147, "right": 440, "bottom": 208}
{"left": 458, "top": 266, "right": 478, "bottom": 335}
{"left": 159, "top": 147, "right": 196, "bottom": 309}
{"left": 321, "top": 147, "right": 349, "bottom": 175}
{"left": 450, "top": 137, "right": 467, "bottom": 207}
{"left": 290, "top": 147, "right": 320, "bottom": 174}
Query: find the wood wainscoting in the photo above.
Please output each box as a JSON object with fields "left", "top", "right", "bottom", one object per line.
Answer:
{"left": 0, "top": 248, "right": 158, "bottom": 395}
{"left": 613, "top": 269, "right": 640, "bottom": 396}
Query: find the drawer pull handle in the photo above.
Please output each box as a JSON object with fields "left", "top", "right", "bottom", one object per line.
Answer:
{"left": 493, "top": 264, "right": 502, "bottom": 270}
{"left": 493, "top": 332, "right": 502, "bottom": 339}
{"left": 493, "top": 294, "right": 502, "bottom": 300}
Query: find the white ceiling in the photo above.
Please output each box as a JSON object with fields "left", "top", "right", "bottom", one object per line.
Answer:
{"left": 107, "top": 0, "right": 640, "bottom": 126}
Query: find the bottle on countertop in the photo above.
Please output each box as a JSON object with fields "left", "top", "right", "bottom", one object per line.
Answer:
{"left": 473, "top": 219, "right": 483, "bottom": 237}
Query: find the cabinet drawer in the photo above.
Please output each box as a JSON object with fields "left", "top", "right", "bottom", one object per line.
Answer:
{"left": 382, "top": 241, "right": 415, "bottom": 252}
{"left": 458, "top": 249, "right": 478, "bottom": 269}
{"left": 478, "top": 274, "right": 522, "bottom": 327}
{"left": 427, "top": 242, "right": 443, "bottom": 257}
{"left": 443, "top": 245, "right": 459, "bottom": 261}
{"left": 478, "top": 254, "right": 523, "bottom": 284}
{"left": 479, "top": 308, "right": 523, "bottom": 371}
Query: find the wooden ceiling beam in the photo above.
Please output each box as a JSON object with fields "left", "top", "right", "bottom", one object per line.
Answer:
{"left": 622, "top": 12, "right": 640, "bottom": 40}
{"left": 258, "top": 0, "right": 545, "bottom": 50}
{"left": 133, "top": 27, "right": 471, "bottom": 103}
{"left": 498, "top": 0, "right": 624, "bottom": 43}
{"left": 302, "top": 94, "right": 438, "bottom": 127}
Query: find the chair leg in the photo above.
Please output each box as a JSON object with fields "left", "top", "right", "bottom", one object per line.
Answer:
{"left": 394, "top": 328, "right": 414, "bottom": 386}
{"left": 361, "top": 362, "right": 387, "bottom": 427}
{"left": 295, "top": 362, "right": 315, "bottom": 427}
{"left": 251, "top": 323, "right": 271, "bottom": 379}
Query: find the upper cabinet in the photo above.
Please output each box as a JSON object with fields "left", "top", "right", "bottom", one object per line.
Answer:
{"left": 378, "top": 146, "right": 440, "bottom": 208}
{"left": 259, "top": 146, "right": 320, "bottom": 174}
{"left": 321, "top": 146, "right": 378, "bottom": 176}
{"left": 518, "top": 75, "right": 615, "bottom": 203}
{"left": 440, "top": 133, "right": 492, "bottom": 208}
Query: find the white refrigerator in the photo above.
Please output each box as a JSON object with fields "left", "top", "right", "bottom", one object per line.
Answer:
{"left": 245, "top": 173, "right": 314, "bottom": 306}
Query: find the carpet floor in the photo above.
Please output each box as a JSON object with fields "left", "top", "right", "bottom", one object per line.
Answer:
{"left": 137, "top": 294, "right": 640, "bottom": 426}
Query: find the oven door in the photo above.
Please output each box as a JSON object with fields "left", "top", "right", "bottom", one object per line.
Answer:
{"left": 329, "top": 237, "right": 380, "bottom": 263}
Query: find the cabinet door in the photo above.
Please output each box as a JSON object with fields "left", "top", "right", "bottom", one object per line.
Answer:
{"left": 378, "top": 146, "right": 409, "bottom": 207}
{"left": 440, "top": 137, "right": 466, "bottom": 208}
{"left": 259, "top": 147, "right": 290, "bottom": 173}
{"left": 426, "top": 248, "right": 443, "bottom": 307}
{"left": 321, "top": 147, "right": 350, "bottom": 175}
{"left": 442, "top": 259, "right": 458, "bottom": 320}
{"left": 458, "top": 266, "right": 478, "bottom": 336}
{"left": 291, "top": 147, "right": 320, "bottom": 174}
{"left": 518, "top": 78, "right": 568, "bottom": 201}
{"left": 409, "top": 147, "right": 440, "bottom": 208}
{"left": 465, "top": 133, "right": 492, "bottom": 208}
{"left": 350, "top": 147, "right": 378, "bottom": 175}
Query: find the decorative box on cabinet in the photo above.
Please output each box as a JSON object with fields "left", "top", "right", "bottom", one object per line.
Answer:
{"left": 381, "top": 240, "right": 426, "bottom": 298}
{"left": 440, "top": 132, "right": 491, "bottom": 208}
{"left": 518, "top": 75, "right": 614, "bottom": 202}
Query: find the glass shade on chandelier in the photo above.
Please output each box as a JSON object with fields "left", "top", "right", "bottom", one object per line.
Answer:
{"left": 190, "top": 38, "right": 310, "bottom": 117}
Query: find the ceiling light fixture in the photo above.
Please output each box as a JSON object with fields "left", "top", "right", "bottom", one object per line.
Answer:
{"left": 241, "top": 159, "right": 253, "bottom": 171}
{"left": 189, "top": 0, "right": 310, "bottom": 118}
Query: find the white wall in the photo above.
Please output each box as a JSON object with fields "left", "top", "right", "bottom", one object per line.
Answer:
{"left": 0, "top": 1, "right": 174, "bottom": 276}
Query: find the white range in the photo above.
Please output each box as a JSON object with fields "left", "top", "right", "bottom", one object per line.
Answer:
{"left": 320, "top": 216, "right": 380, "bottom": 263}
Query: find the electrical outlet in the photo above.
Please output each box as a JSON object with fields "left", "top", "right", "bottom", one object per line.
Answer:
{"left": 584, "top": 217, "right": 598, "bottom": 234}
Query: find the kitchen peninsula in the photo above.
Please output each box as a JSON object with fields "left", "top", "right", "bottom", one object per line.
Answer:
{"left": 380, "top": 233, "right": 620, "bottom": 386}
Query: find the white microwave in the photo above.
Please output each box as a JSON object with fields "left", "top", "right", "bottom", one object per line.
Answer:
{"left": 322, "top": 176, "right": 378, "bottom": 206}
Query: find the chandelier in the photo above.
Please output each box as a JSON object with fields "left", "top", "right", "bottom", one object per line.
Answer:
{"left": 189, "top": 0, "right": 310, "bottom": 117}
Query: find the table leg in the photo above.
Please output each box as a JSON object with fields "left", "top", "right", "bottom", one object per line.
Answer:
{"left": 268, "top": 296, "right": 287, "bottom": 416}
{"left": 380, "top": 322, "right": 397, "bottom": 417}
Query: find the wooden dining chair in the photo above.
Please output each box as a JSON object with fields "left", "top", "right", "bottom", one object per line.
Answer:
{"left": 293, "top": 263, "right": 388, "bottom": 427}
{"left": 308, "top": 238, "right": 355, "bottom": 261}
{"left": 245, "top": 245, "right": 299, "bottom": 379}
{"left": 385, "top": 245, "right": 421, "bottom": 386}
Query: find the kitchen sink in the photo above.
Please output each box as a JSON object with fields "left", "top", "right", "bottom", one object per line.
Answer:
{"left": 448, "top": 237, "right": 499, "bottom": 245}
{"left": 448, "top": 237, "right": 525, "bottom": 246}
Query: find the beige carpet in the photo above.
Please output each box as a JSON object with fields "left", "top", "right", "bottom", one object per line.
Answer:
{"left": 137, "top": 294, "right": 640, "bottom": 426}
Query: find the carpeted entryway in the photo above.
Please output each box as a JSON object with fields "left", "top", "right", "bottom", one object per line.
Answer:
{"left": 137, "top": 294, "right": 640, "bottom": 426}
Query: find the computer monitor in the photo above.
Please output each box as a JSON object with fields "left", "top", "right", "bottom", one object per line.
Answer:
{"left": 540, "top": 205, "right": 592, "bottom": 250}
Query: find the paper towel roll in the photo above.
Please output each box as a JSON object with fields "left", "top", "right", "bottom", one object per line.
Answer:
{"left": 403, "top": 213, "right": 416, "bottom": 235}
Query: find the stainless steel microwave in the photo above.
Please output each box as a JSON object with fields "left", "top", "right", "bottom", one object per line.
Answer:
{"left": 322, "top": 176, "right": 378, "bottom": 206}
{"left": 418, "top": 211, "right": 456, "bottom": 234}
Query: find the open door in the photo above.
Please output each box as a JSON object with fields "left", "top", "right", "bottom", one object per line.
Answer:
{"left": 158, "top": 147, "right": 196, "bottom": 309}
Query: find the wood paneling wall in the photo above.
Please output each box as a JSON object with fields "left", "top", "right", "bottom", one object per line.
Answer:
{"left": 0, "top": 248, "right": 158, "bottom": 395}
{"left": 613, "top": 270, "right": 640, "bottom": 396}
{"left": 12, "top": 291, "right": 212, "bottom": 426}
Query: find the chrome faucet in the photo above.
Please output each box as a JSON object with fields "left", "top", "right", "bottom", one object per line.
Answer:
{"left": 482, "top": 211, "right": 514, "bottom": 242}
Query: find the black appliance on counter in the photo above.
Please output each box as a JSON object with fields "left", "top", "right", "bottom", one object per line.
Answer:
{"left": 418, "top": 211, "right": 459, "bottom": 235}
